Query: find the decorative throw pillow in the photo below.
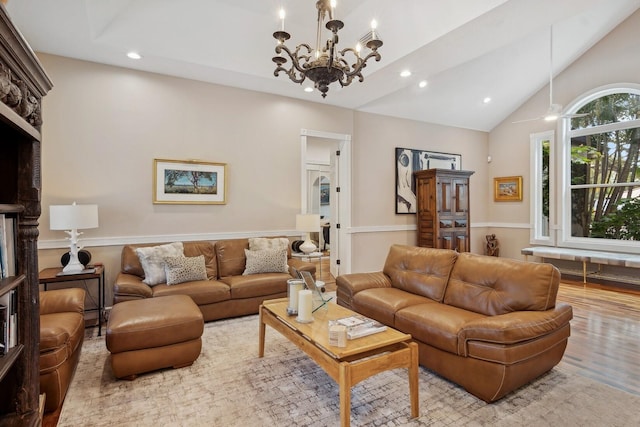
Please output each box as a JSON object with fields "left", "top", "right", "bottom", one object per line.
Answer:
{"left": 135, "top": 242, "right": 184, "bottom": 286}
{"left": 243, "top": 248, "right": 289, "bottom": 275}
{"left": 164, "top": 255, "right": 208, "bottom": 285}
{"left": 248, "top": 237, "right": 290, "bottom": 252}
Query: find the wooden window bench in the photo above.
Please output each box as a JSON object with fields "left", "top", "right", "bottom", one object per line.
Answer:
{"left": 521, "top": 247, "right": 640, "bottom": 284}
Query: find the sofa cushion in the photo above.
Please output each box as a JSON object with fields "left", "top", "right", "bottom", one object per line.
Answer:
{"left": 135, "top": 242, "right": 184, "bottom": 285}
{"left": 215, "top": 238, "right": 250, "bottom": 277}
{"left": 243, "top": 248, "right": 288, "bottom": 275}
{"left": 249, "top": 237, "right": 290, "bottom": 255}
{"left": 383, "top": 244, "right": 458, "bottom": 302}
{"left": 395, "top": 303, "right": 485, "bottom": 355}
{"left": 151, "top": 280, "right": 231, "bottom": 305}
{"left": 165, "top": 255, "right": 208, "bottom": 285}
{"left": 183, "top": 241, "right": 218, "bottom": 279}
{"left": 444, "top": 252, "right": 561, "bottom": 316}
{"left": 352, "top": 287, "right": 434, "bottom": 326}
{"left": 220, "top": 274, "right": 289, "bottom": 299}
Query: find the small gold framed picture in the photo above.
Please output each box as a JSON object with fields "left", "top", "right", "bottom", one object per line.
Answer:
{"left": 494, "top": 176, "right": 523, "bottom": 202}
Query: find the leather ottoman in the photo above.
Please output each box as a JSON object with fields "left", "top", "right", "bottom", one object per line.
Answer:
{"left": 106, "top": 295, "right": 204, "bottom": 379}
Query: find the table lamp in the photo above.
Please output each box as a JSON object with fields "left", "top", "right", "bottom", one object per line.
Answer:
{"left": 296, "top": 213, "right": 320, "bottom": 254}
{"left": 50, "top": 202, "right": 99, "bottom": 274}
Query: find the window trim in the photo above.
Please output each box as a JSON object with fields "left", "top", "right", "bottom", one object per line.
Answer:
{"left": 559, "top": 83, "right": 640, "bottom": 253}
{"left": 530, "top": 130, "right": 555, "bottom": 246}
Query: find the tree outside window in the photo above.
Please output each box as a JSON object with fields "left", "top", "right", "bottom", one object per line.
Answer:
{"left": 568, "top": 92, "right": 640, "bottom": 241}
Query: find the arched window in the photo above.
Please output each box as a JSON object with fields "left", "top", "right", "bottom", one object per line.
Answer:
{"left": 560, "top": 85, "right": 640, "bottom": 252}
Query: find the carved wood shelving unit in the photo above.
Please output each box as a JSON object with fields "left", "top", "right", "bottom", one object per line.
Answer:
{"left": 0, "top": 4, "right": 53, "bottom": 426}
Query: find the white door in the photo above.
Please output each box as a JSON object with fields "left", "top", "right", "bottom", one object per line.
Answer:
{"left": 300, "top": 129, "right": 352, "bottom": 277}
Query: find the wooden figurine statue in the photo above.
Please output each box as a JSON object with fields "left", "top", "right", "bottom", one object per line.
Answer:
{"left": 485, "top": 234, "right": 499, "bottom": 257}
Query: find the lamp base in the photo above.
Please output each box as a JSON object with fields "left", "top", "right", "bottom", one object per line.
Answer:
{"left": 61, "top": 247, "right": 86, "bottom": 274}
{"left": 62, "top": 260, "right": 85, "bottom": 274}
{"left": 299, "top": 239, "right": 317, "bottom": 254}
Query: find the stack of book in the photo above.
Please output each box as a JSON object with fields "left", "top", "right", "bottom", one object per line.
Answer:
{"left": 0, "top": 213, "right": 18, "bottom": 356}
{"left": 0, "top": 289, "right": 17, "bottom": 355}
{"left": 0, "top": 214, "right": 16, "bottom": 279}
{"left": 329, "top": 314, "right": 387, "bottom": 340}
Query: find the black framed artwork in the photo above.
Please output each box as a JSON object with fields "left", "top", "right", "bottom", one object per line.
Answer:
{"left": 395, "top": 147, "right": 462, "bottom": 214}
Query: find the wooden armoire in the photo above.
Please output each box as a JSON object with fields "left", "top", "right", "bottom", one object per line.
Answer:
{"left": 415, "top": 169, "right": 474, "bottom": 252}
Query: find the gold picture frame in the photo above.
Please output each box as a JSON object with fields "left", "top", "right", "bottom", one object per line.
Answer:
{"left": 153, "top": 159, "right": 227, "bottom": 204}
{"left": 494, "top": 176, "right": 523, "bottom": 202}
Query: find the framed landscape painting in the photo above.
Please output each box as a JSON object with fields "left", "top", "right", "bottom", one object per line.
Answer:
{"left": 395, "top": 147, "right": 462, "bottom": 214}
{"left": 494, "top": 176, "right": 523, "bottom": 202}
{"left": 153, "top": 159, "right": 227, "bottom": 204}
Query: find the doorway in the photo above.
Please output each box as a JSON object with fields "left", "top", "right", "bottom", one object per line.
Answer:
{"left": 300, "top": 129, "right": 352, "bottom": 277}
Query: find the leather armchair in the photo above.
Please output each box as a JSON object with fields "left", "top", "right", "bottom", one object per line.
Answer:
{"left": 39, "top": 288, "right": 85, "bottom": 413}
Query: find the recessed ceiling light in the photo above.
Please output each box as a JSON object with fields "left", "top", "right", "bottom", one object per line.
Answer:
{"left": 304, "top": 87, "right": 314, "bottom": 93}
{"left": 483, "top": 97, "right": 492, "bottom": 104}
{"left": 400, "top": 70, "right": 412, "bottom": 78}
{"left": 127, "top": 52, "right": 142, "bottom": 60}
{"left": 418, "top": 80, "right": 428, "bottom": 88}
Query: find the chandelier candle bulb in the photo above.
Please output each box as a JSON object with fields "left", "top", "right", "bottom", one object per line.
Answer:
{"left": 279, "top": 9, "right": 285, "bottom": 31}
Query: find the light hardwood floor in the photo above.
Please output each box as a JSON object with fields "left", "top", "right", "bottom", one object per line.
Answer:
{"left": 43, "top": 260, "right": 640, "bottom": 426}
{"left": 555, "top": 281, "right": 640, "bottom": 396}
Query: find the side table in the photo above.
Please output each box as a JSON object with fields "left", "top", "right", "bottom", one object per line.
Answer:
{"left": 39, "top": 265, "right": 105, "bottom": 336}
{"left": 291, "top": 252, "right": 326, "bottom": 288}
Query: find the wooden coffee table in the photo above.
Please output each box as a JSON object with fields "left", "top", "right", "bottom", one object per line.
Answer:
{"left": 259, "top": 299, "right": 419, "bottom": 427}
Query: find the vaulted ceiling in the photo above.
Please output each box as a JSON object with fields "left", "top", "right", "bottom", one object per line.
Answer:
{"left": 6, "top": 0, "right": 640, "bottom": 131}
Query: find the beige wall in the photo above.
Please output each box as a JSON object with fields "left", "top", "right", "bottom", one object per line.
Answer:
{"left": 38, "top": 9, "right": 640, "bottom": 304}
{"left": 36, "top": 54, "right": 490, "bottom": 303}
{"left": 488, "top": 9, "right": 640, "bottom": 259}
{"left": 351, "top": 112, "right": 489, "bottom": 272}
{"left": 37, "top": 55, "right": 355, "bottom": 302}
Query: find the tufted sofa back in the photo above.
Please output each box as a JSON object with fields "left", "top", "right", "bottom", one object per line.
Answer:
{"left": 383, "top": 244, "right": 458, "bottom": 302}
{"left": 444, "top": 252, "right": 560, "bottom": 315}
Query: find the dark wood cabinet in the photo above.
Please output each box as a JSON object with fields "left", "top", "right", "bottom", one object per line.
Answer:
{"left": 415, "top": 169, "right": 474, "bottom": 252}
{"left": 0, "top": 4, "right": 53, "bottom": 425}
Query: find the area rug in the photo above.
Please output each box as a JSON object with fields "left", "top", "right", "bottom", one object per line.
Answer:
{"left": 58, "top": 315, "right": 638, "bottom": 427}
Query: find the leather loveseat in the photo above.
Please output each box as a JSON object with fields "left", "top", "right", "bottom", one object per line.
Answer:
{"left": 39, "top": 287, "right": 86, "bottom": 412}
{"left": 336, "top": 244, "right": 573, "bottom": 402}
{"left": 114, "top": 238, "right": 315, "bottom": 322}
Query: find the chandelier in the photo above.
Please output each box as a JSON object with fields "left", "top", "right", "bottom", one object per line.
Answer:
{"left": 272, "top": 0, "right": 383, "bottom": 98}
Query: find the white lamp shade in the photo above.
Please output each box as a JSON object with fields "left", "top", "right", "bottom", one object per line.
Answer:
{"left": 50, "top": 204, "right": 99, "bottom": 230}
{"left": 296, "top": 214, "right": 320, "bottom": 232}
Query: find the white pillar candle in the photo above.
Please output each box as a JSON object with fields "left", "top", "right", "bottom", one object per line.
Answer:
{"left": 297, "top": 289, "right": 313, "bottom": 322}
{"left": 288, "top": 282, "right": 303, "bottom": 311}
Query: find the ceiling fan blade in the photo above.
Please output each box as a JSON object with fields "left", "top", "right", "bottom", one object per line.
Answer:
{"left": 512, "top": 116, "right": 543, "bottom": 124}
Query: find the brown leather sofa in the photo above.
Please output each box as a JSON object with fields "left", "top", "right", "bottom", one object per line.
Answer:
{"left": 39, "top": 287, "right": 86, "bottom": 412}
{"left": 114, "top": 238, "right": 315, "bottom": 321}
{"left": 336, "top": 244, "right": 573, "bottom": 403}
